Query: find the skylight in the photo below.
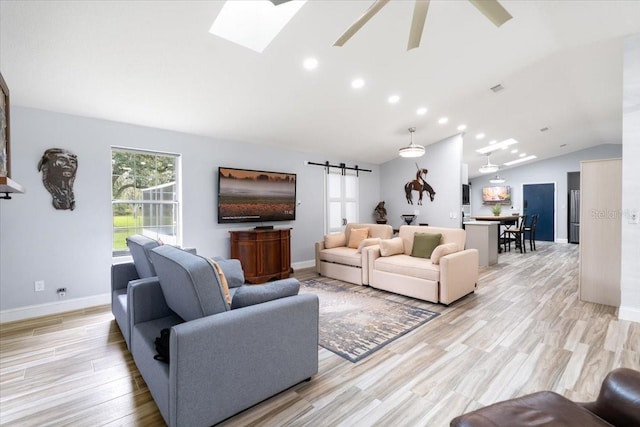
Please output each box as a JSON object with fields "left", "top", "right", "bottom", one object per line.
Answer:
{"left": 476, "top": 138, "right": 518, "bottom": 154}
{"left": 209, "top": 0, "right": 307, "bottom": 53}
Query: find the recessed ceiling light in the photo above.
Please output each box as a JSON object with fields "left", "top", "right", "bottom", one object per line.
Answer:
{"left": 560, "top": 143, "right": 567, "bottom": 147}
{"left": 388, "top": 95, "right": 400, "bottom": 104}
{"left": 438, "top": 117, "right": 448, "bottom": 124}
{"left": 303, "top": 57, "right": 318, "bottom": 70}
{"left": 476, "top": 138, "right": 518, "bottom": 154}
{"left": 351, "top": 78, "right": 365, "bottom": 89}
{"left": 540, "top": 127, "right": 550, "bottom": 132}
{"left": 511, "top": 149, "right": 518, "bottom": 153}
{"left": 490, "top": 84, "right": 504, "bottom": 93}
{"left": 489, "top": 140, "right": 497, "bottom": 145}
{"left": 504, "top": 155, "right": 537, "bottom": 166}
{"left": 476, "top": 133, "right": 485, "bottom": 140}
{"left": 416, "top": 107, "right": 428, "bottom": 115}
{"left": 519, "top": 153, "right": 527, "bottom": 157}
{"left": 457, "top": 124, "right": 467, "bottom": 131}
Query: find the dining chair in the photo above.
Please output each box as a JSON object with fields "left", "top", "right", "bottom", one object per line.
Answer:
{"left": 523, "top": 214, "right": 539, "bottom": 251}
{"left": 503, "top": 215, "right": 527, "bottom": 253}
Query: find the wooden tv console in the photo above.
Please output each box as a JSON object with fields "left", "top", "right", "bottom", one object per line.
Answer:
{"left": 229, "top": 228, "right": 292, "bottom": 284}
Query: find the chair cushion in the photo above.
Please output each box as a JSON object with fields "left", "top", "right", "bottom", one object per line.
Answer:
{"left": 230, "top": 279, "right": 300, "bottom": 309}
{"left": 150, "top": 245, "right": 229, "bottom": 321}
{"left": 319, "top": 247, "right": 362, "bottom": 267}
{"left": 357, "top": 237, "right": 380, "bottom": 253}
{"left": 450, "top": 391, "right": 612, "bottom": 427}
{"left": 324, "top": 233, "right": 347, "bottom": 249}
{"left": 126, "top": 235, "right": 161, "bottom": 278}
{"left": 374, "top": 254, "right": 440, "bottom": 282}
{"left": 211, "top": 257, "right": 245, "bottom": 288}
{"left": 430, "top": 243, "right": 459, "bottom": 265}
{"left": 379, "top": 237, "right": 404, "bottom": 257}
{"left": 411, "top": 233, "right": 442, "bottom": 259}
{"left": 347, "top": 227, "right": 369, "bottom": 249}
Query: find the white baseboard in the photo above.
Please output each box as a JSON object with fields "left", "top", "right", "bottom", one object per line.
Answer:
{"left": 619, "top": 305, "right": 640, "bottom": 323}
{"left": 0, "top": 293, "right": 111, "bottom": 324}
{"left": 292, "top": 259, "right": 316, "bottom": 270}
{"left": 555, "top": 238, "right": 568, "bottom": 244}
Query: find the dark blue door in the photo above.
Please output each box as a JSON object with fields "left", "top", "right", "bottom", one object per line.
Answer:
{"left": 523, "top": 183, "right": 555, "bottom": 242}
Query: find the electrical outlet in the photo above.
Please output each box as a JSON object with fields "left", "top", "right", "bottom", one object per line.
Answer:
{"left": 57, "top": 288, "right": 67, "bottom": 297}
{"left": 34, "top": 280, "right": 45, "bottom": 292}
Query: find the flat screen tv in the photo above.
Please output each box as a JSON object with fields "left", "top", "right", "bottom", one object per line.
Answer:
{"left": 218, "top": 167, "right": 296, "bottom": 223}
{"left": 482, "top": 185, "right": 511, "bottom": 204}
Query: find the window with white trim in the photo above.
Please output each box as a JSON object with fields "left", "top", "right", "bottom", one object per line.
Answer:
{"left": 111, "top": 148, "right": 181, "bottom": 256}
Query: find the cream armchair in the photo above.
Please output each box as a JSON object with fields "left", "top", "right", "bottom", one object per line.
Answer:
{"left": 366, "top": 225, "right": 479, "bottom": 304}
{"left": 315, "top": 223, "right": 393, "bottom": 285}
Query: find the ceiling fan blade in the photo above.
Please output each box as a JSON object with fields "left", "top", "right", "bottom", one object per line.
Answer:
{"left": 407, "top": 0, "right": 430, "bottom": 51}
{"left": 334, "top": 0, "right": 391, "bottom": 47}
{"left": 468, "top": 0, "right": 512, "bottom": 27}
{"left": 268, "top": 0, "right": 293, "bottom": 5}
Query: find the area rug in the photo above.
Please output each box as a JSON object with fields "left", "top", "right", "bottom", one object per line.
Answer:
{"left": 299, "top": 279, "right": 440, "bottom": 363}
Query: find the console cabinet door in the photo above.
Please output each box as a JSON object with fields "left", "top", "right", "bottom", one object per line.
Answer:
{"left": 229, "top": 229, "right": 291, "bottom": 284}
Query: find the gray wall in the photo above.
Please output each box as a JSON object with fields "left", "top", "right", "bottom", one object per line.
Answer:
{"left": 0, "top": 107, "right": 380, "bottom": 316}
{"left": 469, "top": 144, "right": 622, "bottom": 242}
{"left": 380, "top": 134, "right": 463, "bottom": 230}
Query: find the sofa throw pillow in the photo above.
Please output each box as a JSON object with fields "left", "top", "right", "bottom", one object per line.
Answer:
{"left": 430, "top": 243, "right": 459, "bottom": 264}
{"left": 211, "top": 257, "right": 245, "bottom": 288}
{"left": 379, "top": 237, "right": 404, "bottom": 257}
{"left": 348, "top": 227, "right": 370, "bottom": 249}
{"left": 411, "top": 233, "right": 442, "bottom": 259}
{"left": 207, "top": 258, "right": 231, "bottom": 306}
{"left": 357, "top": 237, "right": 381, "bottom": 253}
{"left": 231, "top": 278, "right": 300, "bottom": 309}
{"left": 324, "top": 233, "right": 346, "bottom": 249}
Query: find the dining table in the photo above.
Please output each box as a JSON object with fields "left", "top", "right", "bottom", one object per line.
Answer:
{"left": 469, "top": 214, "right": 521, "bottom": 253}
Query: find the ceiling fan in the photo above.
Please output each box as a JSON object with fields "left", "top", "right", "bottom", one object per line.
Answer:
{"left": 269, "top": 0, "right": 512, "bottom": 51}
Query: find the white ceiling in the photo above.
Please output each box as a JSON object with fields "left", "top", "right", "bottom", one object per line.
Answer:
{"left": 1, "top": 1, "right": 639, "bottom": 177}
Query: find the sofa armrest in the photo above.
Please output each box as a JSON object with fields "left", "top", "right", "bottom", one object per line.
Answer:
{"left": 439, "top": 249, "right": 479, "bottom": 304}
{"left": 129, "top": 277, "right": 174, "bottom": 327}
{"left": 315, "top": 241, "right": 325, "bottom": 273}
{"left": 366, "top": 246, "right": 382, "bottom": 282}
{"left": 111, "top": 262, "right": 139, "bottom": 292}
{"left": 168, "top": 293, "right": 319, "bottom": 427}
{"left": 580, "top": 368, "right": 640, "bottom": 426}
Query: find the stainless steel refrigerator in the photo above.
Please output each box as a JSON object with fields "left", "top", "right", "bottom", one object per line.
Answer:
{"left": 569, "top": 190, "right": 580, "bottom": 243}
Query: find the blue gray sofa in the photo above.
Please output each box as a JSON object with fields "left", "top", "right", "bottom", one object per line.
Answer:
{"left": 111, "top": 235, "right": 168, "bottom": 348}
{"left": 125, "top": 245, "right": 319, "bottom": 427}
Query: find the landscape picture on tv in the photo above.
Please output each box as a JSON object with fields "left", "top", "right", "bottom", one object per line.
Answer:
{"left": 482, "top": 185, "right": 511, "bottom": 204}
{"left": 218, "top": 167, "right": 296, "bottom": 223}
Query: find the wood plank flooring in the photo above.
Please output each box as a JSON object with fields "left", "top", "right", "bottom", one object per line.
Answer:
{"left": 1, "top": 242, "right": 638, "bottom": 426}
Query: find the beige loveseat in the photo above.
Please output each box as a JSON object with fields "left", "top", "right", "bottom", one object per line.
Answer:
{"left": 365, "top": 225, "right": 479, "bottom": 305}
{"left": 315, "top": 223, "right": 393, "bottom": 285}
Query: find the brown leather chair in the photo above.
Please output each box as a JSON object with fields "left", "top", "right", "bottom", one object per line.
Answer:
{"left": 450, "top": 368, "right": 640, "bottom": 427}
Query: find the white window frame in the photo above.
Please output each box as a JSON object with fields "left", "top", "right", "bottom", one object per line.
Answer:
{"left": 325, "top": 168, "right": 359, "bottom": 234}
{"left": 111, "top": 147, "right": 182, "bottom": 256}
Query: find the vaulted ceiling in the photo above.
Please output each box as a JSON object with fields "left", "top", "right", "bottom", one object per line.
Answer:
{"left": 1, "top": 1, "right": 639, "bottom": 177}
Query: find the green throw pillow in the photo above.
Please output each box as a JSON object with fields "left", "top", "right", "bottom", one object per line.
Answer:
{"left": 411, "top": 233, "right": 442, "bottom": 259}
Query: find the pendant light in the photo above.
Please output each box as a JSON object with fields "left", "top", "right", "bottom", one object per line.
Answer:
{"left": 479, "top": 153, "right": 499, "bottom": 174}
{"left": 398, "top": 127, "right": 425, "bottom": 158}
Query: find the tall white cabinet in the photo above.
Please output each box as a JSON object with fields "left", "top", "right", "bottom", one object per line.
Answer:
{"left": 579, "top": 158, "right": 622, "bottom": 307}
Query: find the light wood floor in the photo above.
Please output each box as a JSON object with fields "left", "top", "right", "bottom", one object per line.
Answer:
{"left": 1, "top": 243, "right": 638, "bottom": 426}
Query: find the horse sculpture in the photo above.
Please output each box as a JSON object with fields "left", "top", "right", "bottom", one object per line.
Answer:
{"left": 405, "top": 167, "right": 436, "bottom": 205}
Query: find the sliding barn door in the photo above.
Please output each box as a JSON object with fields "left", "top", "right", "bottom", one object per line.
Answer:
{"left": 325, "top": 169, "right": 359, "bottom": 234}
